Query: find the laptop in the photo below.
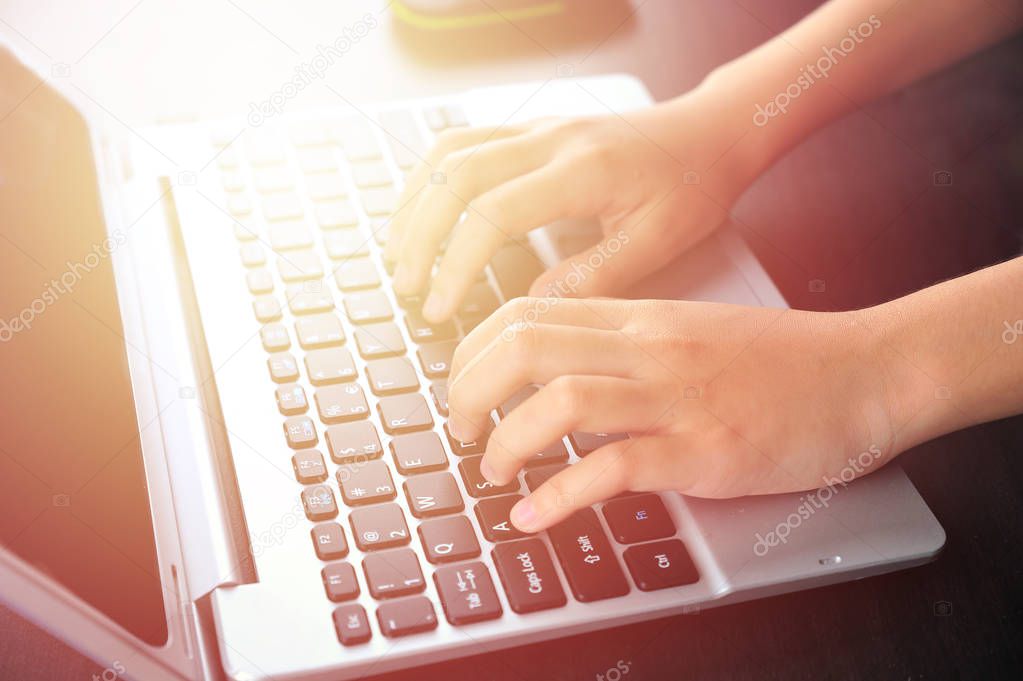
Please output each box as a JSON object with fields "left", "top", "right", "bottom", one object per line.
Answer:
{"left": 0, "top": 42, "right": 946, "bottom": 681}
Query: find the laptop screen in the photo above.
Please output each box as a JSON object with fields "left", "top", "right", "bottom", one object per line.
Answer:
{"left": 0, "top": 49, "right": 168, "bottom": 646}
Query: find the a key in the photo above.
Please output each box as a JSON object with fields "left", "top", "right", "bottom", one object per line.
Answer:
{"left": 354, "top": 322, "right": 406, "bottom": 359}
{"left": 332, "top": 604, "right": 372, "bottom": 646}
{"left": 417, "top": 516, "right": 480, "bottom": 564}
{"left": 430, "top": 382, "right": 449, "bottom": 416}
{"left": 376, "top": 597, "right": 437, "bottom": 638}
{"left": 459, "top": 282, "right": 499, "bottom": 317}
{"left": 324, "top": 229, "right": 370, "bottom": 259}
{"left": 295, "top": 314, "right": 345, "bottom": 349}
{"left": 498, "top": 385, "right": 537, "bottom": 418}
{"left": 304, "top": 171, "right": 347, "bottom": 201}
{"left": 260, "top": 323, "right": 290, "bottom": 352}
{"left": 246, "top": 268, "right": 274, "bottom": 294}
{"left": 304, "top": 347, "right": 356, "bottom": 385}
{"left": 475, "top": 495, "right": 531, "bottom": 541}
{"left": 312, "top": 522, "right": 348, "bottom": 560}
{"left": 284, "top": 416, "right": 318, "bottom": 449}
{"left": 444, "top": 423, "right": 487, "bottom": 456}
{"left": 350, "top": 503, "right": 410, "bottom": 551}
{"left": 490, "top": 241, "right": 544, "bottom": 299}
{"left": 404, "top": 311, "right": 457, "bottom": 343}
{"left": 352, "top": 161, "right": 393, "bottom": 188}
{"left": 524, "top": 464, "right": 568, "bottom": 492}
{"left": 275, "top": 383, "right": 307, "bottom": 416}
{"left": 363, "top": 549, "right": 425, "bottom": 599}
{"left": 298, "top": 147, "right": 338, "bottom": 173}
{"left": 433, "top": 562, "right": 503, "bottom": 625}
{"left": 292, "top": 449, "right": 328, "bottom": 484}
{"left": 277, "top": 250, "right": 323, "bottom": 282}
{"left": 286, "top": 283, "right": 334, "bottom": 316}
{"left": 316, "top": 199, "right": 360, "bottom": 229}
{"left": 569, "top": 432, "right": 628, "bottom": 456}
{"left": 403, "top": 472, "right": 464, "bottom": 518}
{"left": 301, "top": 484, "right": 337, "bottom": 521}
{"left": 378, "top": 393, "right": 434, "bottom": 435}
{"left": 602, "top": 494, "right": 676, "bottom": 544}
{"left": 334, "top": 257, "right": 380, "bottom": 291}
{"left": 390, "top": 431, "right": 447, "bottom": 475}
{"left": 326, "top": 421, "right": 382, "bottom": 464}
{"left": 366, "top": 357, "right": 419, "bottom": 395}
{"left": 359, "top": 187, "right": 399, "bottom": 216}
{"left": 623, "top": 539, "right": 700, "bottom": 591}
{"left": 252, "top": 295, "right": 281, "bottom": 322}
{"left": 253, "top": 166, "right": 294, "bottom": 193}
{"left": 339, "top": 459, "right": 396, "bottom": 506}
{"left": 344, "top": 290, "right": 393, "bottom": 324}
{"left": 459, "top": 456, "right": 519, "bottom": 498}
{"left": 547, "top": 508, "right": 629, "bottom": 602}
{"left": 315, "top": 383, "right": 369, "bottom": 423}
{"left": 322, "top": 562, "right": 360, "bottom": 602}
{"left": 267, "top": 352, "right": 299, "bottom": 383}
{"left": 262, "top": 193, "right": 304, "bottom": 222}
{"left": 416, "top": 341, "right": 456, "bottom": 378}
{"left": 492, "top": 538, "right": 567, "bottom": 614}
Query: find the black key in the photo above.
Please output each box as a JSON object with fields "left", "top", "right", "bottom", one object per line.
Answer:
{"left": 569, "top": 431, "right": 628, "bottom": 456}
{"left": 417, "top": 341, "right": 456, "bottom": 378}
{"left": 547, "top": 508, "right": 629, "bottom": 602}
{"left": 403, "top": 472, "right": 464, "bottom": 518}
{"left": 295, "top": 314, "right": 345, "bottom": 349}
{"left": 602, "top": 494, "right": 676, "bottom": 544}
{"left": 254, "top": 293, "right": 283, "bottom": 321}
{"left": 274, "top": 383, "right": 307, "bottom": 416}
{"left": 623, "top": 540, "right": 700, "bottom": 591}
{"left": 277, "top": 250, "right": 322, "bottom": 282}
{"left": 304, "top": 347, "right": 357, "bottom": 385}
{"left": 267, "top": 352, "right": 299, "bottom": 383}
{"left": 430, "top": 381, "right": 449, "bottom": 416}
{"left": 246, "top": 268, "right": 274, "bottom": 294}
{"left": 350, "top": 503, "right": 410, "bottom": 551}
{"left": 378, "top": 393, "right": 434, "bottom": 435}
{"left": 459, "top": 282, "right": 499, "bottom": 317}
{"left": 324, "top": 229, "right": 369, "bottom": 259}
{"left": 322, "top": 562, "right": 360, "bottom": 602}
{"left": 417, "top": 516, "right": 480, "bottom": 564}
{"left": 475, "top": 495, "right": 531, "bottom": 542}
{"left": 286, "top": 284, "right": 334, "bottom": 315}
{"left": 326, "top": 421, "right": 383, "bottom": 464}
{"left": 284, "top": 416, "right": 318, "bottom": 449}
{"left": 529, "top": 440, "right": 570, "bottom": 467}
{"left": 404, "top": 311, "right": 456, "bottom": 343}
{"left": 333, "top": 604, "right": 372, "bottom": 646}
{"left": 260, "top": 323, "right": 290, "bottom": 352}
{"left": 376, "top": 597, "right": 437, "bottom": 638}
{"left": 459, "top": 456, "right": 519, "bottom": 498}
{"left": 433, "top": 562, "right": 503, "bottom": 625}
{"left": 524, "top": 464, "right": 567, "bottom": 492}
{"left": 301, "top": 484, "right": 337, "bottom": 521}
{"left": 492, "top": 538, "right": 567, "bottom": 614}
{"left": 498, "top": 385, "right": 536, "bottom": 418}
{"left": 444, "top": 422, "right": 487, "bottom": 456}
{"left": 366, "top": 357, "right": 418, "bottom": 395}
{"left": 344, "top": 290, "right": 393, "bottom": 324}
{"left": 390, "top": 431, "right": 448, "bottom": 475}
{"left": 315, "top": 383, "right": 369, "bottom": 423}
{"left": 354, "top": 322, "right": 405, "bottom": 358}
{"left": 292, "top": 449, "right": 327, "bottom": 484}
{"left": 490, "top": 242, "right": 544, "bottom": 300}
{"left": 363, "top": 549, "right": 425, "bottom": 599}
{"left": 334, "top": 257, "right": 381, "bottom": 291}
{"left": 339, "top": 459, "right": 396, "bottom": 506}
{"left": 312, "top": 522, "right": 348, "bottom": 560}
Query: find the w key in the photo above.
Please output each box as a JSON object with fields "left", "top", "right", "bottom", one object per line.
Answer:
{"left": 403, "top": 472, "right": 464, "bottom": 518}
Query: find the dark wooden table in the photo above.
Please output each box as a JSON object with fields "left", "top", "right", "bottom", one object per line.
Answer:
{"left": 2, "top": 0, "right": 1021, "bottom": 679}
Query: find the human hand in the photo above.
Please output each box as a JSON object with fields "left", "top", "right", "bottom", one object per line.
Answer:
{"left": 447, "top": 298, "right": 911, "bottom": 532}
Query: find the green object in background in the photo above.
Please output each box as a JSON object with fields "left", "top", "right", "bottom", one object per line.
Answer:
{"left": 392, "top": 0, "right": 566, "bottom": 30}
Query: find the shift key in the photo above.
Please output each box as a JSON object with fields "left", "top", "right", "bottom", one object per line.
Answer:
{"left": 547, "top": 508, "right": 629, "bottom": 602}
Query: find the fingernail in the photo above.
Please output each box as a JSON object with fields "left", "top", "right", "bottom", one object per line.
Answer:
{"left": 422, "top": 292, "right": 445, "bottom": 321}
{"left": 479, "top": 458, "right": 498, "bottom": 484}
{"left": 510, "top": 498, "right": 537, "bottom": 532}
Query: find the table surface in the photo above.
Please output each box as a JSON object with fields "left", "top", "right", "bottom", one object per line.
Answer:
{"left": 1, "top": 0, "right": 1021, "bottom": 679}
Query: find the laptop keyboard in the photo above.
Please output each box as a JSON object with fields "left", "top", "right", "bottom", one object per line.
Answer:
{"left": 215, "top": 102, "right": 700, "bottom": 645}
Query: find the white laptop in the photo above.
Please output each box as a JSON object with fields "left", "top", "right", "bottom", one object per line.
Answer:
{"left": 0, "top": 42, "right": 945, "bottom": 681}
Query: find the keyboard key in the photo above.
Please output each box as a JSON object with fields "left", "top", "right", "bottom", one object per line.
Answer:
{"left": 333, "top": 118, "right": 382, "bottom": 161}
{"left": 390, "top": 431, "right": 447, "bottom": 475}
{"left": 602, "top": 494, "right": 675, "bottom": 544}
{"left": 378, "top": 393, "right": 434, "bottom": 435}
{"left": 267, "top": 352, "right": 299, "bottom": 383}
{"left": 475, "top": 495, "right": 531, "bottom": 541}
{"left": 304, "top": 347, "right": 356, "bottom": 385}
{"left": 262, "top": 193, "right": 304, "bottom": 222}
{"left": 247, "top": 136, "right": 288, "bottom": 166}
{"left": 491, "top": 242, "right": 544, "bottom": 299}
{"left": 322, "top": 562, "right": 360, "bottom": 602}
{"left": 459, "top": 281, "right": 499, "bottom": 317}
{"left": 305, "top": 171, "right": 347, "bottom": 201}
{"left": 339, "top": 459, "right": 396, "bottom": 506}
{"left": 284, "top": 416, "right": 318, "bottom": 449}
{"left": 315, "top": 383, "right": 369, "bottom": 423}
{"left": 416, "top": 341, "right": 456, "bottom": 378}
{"left": 423, "top": 105, "right": 446, "bottom": 131}
{"left": 275, "top": 383, "right": 307, "bottom": 415}
{"left": 360, "top": 186, "right": 399, "bottom": 216}
{"left": 277, "top": 250, "right": 323, "bottom": 282}
{"left": 301, "top": 484, "right": 337, "bottom": 521}
{"left": 253, "top": 166, "right": 294, "bottom": 194}
{"left": 312, "top": 522, "right": 348, "bottom": 560}
{"left": 333, "top": 604, "right": 372, "bottom": 646}
{"left": 366, "top": 357, "right": 419, "bottom": 395}
{"left": 298, "top": 147, "right": 338, "bottom": 173}
{"left": 260, "top": 323, "right": 290, "bottom": 352}
{"left": 227, "top": 194, "right": 252, "bottom": 217}
{"left": 370, "top": 218, "right": 390, "bottom": 246}
{"left": 352, "top": 161, "right": 393, "bottom": 188}
{"left": 442, "top": 104, "right": 468, "bottom": 127}
{"left": 417, "top": 515, "right": 480, "bottom": 564}
{"left": 498, "top": 385, "right": 536, "bottom": 418}
{"left": 363, "top": 549, "right": 425, "bottom": 599}
{"left": 433, "top": 562, "right": 503, "bottom": 625}
{"left": 290, "top": 121, "right": 330, "bottom": 147}
{"left": 286, "top": 284, "right": 334, "bottom": 315}
{"left": 292, "top": 448, "right": 328, "bottom": 484}
{"left": 246, "top": 268, "right": 274, "bottom": 294}
{"left": 233, "top": 217, "right": 263, "bottom": 242}
{"left": 324, "top": 229, "right": 369, "bottom": 259}
{"left": 404, "top": 311, "right": 456, "bottom": 343}
{"left": 530, "top": 440, "right": 570, "bottom": 467}
{"left": 350, "top": 503, "right": 410, "bottom": 551}
{"left": 430, "top": 381, "right": 449, "bottom": 416}
{"left": 354, "top": 322, "right": 405, "bottom": 358}
{"left": 569, "top": 432, "right": 628, "bottom": 456}
{"left": 444, "top": 423, "right": 487, "bottom": 456}
{"left": 221, "top": 168, "right": 245, "bottom": 193}
{"left": 240, "top": 242, "right": 266, "bottom": 268}
{"left": 547, "top": 508, "right": 629, "bottom": 602}
{"left": 295, "top": 314, "right": 345, "bottom": 349}
{"left": 459, "top": 456, "right": 519, "bottom": 498}
{"left": 344, "top": 290, "right": 393, "bottom": 324}
{"left": 492, "top": 538, "right": 567, "bottom": 614}
{"left": 316, "top": 199, "right": 360, "bottom": 229}
{"left": 334, "top": 257, "right": 381, "bottom": 291}
{"left": 403, "top": 472, "right": 464, "bottom": 518}
{"left": 524, "top": 464, "right": 568, "bottom": 492}
{"left": 376, "top": 597, "right": 437, "bottom": 638}
{"left": 252, "top": 295, "right": 281, "bottom": 322}
{"left": 326, "top": 421, "right": 382, "bottom": 464}
{"left": 623, "top": 539, "right": 700, "bottom": 591}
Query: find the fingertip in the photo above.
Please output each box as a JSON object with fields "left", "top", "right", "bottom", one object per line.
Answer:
{"left": 510, "top": 497, "right": 539, "bottom": 532}
{"left": 421, "top": 291, "right": 451, "bottom": 324}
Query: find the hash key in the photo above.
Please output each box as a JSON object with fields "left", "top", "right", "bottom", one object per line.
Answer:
{"left": 339, "top": 459, "right": 396, "bottom": 506}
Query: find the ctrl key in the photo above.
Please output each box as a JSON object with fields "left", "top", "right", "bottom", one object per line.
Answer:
{"left": 333, "top": 604, "right": 372, "bottom": 646}
{"left": 623, "top": 539, "right": 700, "bottom": 591}
{"left": 376, "top": 597, "right": 437, "bottom": 638}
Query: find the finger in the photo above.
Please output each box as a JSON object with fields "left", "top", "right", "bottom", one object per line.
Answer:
{"left": 483, "top": 375, "right": 657, "bottom": 485}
